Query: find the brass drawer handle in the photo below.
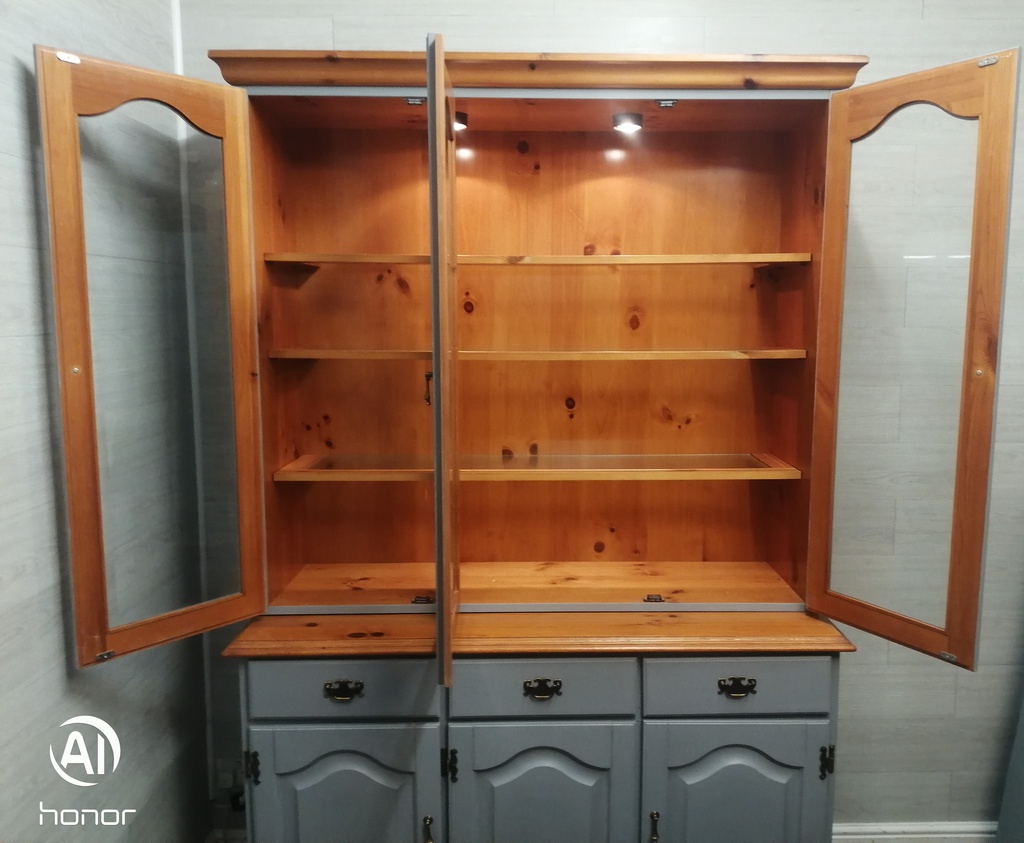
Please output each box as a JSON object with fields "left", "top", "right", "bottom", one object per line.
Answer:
{"left": 323, "top": 679, "right": 364, "bottom": 702}
{"left": 717, "top": 677, "right": 757, "bottom": 699}
{"left": 649, "top": 810, "right": 660, "bottom": 842}
{"left": 523, "top": 677, "right": 563, "bottom": 701}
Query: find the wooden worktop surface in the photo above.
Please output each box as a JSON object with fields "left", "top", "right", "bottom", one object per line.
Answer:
{"left": 223, "top": 611, "right": 854, "bottom": 658}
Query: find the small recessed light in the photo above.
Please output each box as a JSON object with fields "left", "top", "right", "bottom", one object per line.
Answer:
{"left": 453, "top": 111, "right": 468, "bottom": 132}
{"left": 613, "top": 112, "right": 643, "bottom": 134}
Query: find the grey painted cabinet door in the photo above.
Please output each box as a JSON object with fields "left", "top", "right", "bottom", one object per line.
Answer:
{"left": 448, "top": 721, "right": 639, "bottom": 843}
{"left": 248, "top": 723, "right": 443, "bottom": 843}
{"left": 641, "top": 719, "right": 831, "bottom": 843}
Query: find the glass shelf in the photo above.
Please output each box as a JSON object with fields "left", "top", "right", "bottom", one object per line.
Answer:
{"left": 458, "top": 453, "right": 800, "bottom": 481}
{"left": 274, "top": 454, "right": 434, "bottom": 482}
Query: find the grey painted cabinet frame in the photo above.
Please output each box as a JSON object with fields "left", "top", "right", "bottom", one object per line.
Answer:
{"left": 244, "top": 655, "right": 841, "bottom": 843}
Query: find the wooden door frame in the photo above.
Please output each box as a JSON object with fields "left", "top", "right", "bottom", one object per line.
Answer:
{"left": 36, "top": 46, "right": 265, "bottom": 666}
{"left": 808, "top": 49, "right": 1019, "bottom": 669}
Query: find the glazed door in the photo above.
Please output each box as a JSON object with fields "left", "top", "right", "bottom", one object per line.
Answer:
{"left": 36, "top": 47, "right": 264, "bottom": 666}
{"left": 641, "top": 720, "right": 832, "bottom": 843}
{"left": 248, "top": 724, "right": 443, "bottom": 843}
{"left": 810, "top": 50, "right": 1019, "bottom": 668}
{"left": 447, "top": 721, "right": 640, "bottom": 843}
{"left": 427, "top": 33, "right": 460, "bottom": 686}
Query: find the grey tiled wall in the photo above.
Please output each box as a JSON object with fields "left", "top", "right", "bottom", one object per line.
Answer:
{"left": 0, "top": 2, "right": 211, "bottom": 841}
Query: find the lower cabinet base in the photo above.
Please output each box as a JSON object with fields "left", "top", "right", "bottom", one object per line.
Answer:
{"left": 242, "top": 653, "right": 840, "bottom": 843}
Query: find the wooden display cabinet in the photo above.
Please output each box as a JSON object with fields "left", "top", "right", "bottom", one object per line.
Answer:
{"left": 249, "top": 94, "right": 438, "bottom": 614}
{"left": 248, "top": 62, "right": 831, "bottom": 628}
{"left": 36, "top": 38, "right": 1018, "bottom": 841}
{"left": 36, "top": 38, "right": 1018, "bottom": 672}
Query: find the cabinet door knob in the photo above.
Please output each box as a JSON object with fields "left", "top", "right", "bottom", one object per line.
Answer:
{"left": 717, "top": 676, "right": 757, "bottom": 699}
{"left": 422, "top": 815, "right": 434, "bottom": 843}
{"left": 523, "top": 677, "right": 563, "bottom": 701}
{"left": 649, "top": 810, "right": 660, "bottom": 842}
{"left": 323, "top": 679, "right": 364, "bottom": 702}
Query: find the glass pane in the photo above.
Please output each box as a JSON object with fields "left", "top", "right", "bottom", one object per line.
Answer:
{"left": 79, "top": 101, "right": 241, "bottom": 628}
{"left": 828, "top": 104, "right": 978, "bottom": 629}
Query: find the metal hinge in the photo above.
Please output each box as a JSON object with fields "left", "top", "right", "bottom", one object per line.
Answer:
{"left": 979, "top": 56, "right": 999, "bottom": 68}
{"left": 644, "top": 594, "right": 665, "bottom": 603}
{"left": 95, "top": 651, "right": 115, "bottom": 662}
{"left": 440, "top": 748, "right": 458, "bottom": 783}
{"left": 818, "top": 745, "right": 835, "bottom": 780}
{"left": 939, "top": 651, "right": 958, "bottom": 664}
{"left": 412, "top": 595, "right": 435, "bottom": 604}
{"left": 244, "top": 750, "right": 261, "bottom": 786}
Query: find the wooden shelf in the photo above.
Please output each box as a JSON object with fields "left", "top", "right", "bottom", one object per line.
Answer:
{"left": 263, "top": 559, "right": 803, "bottom": 613}
{"left": 270, "top": 348, "right": 432, "bottom": 360}
{"left": 270, "top": 562, "right": 438, "bottom": 608}
{"left": 264, "top": 252, "right": 811, "bottom": 270}
{"left": 460, "top": 560, "right": 802, "bottom": 610}
{"left": 265, "top": 252, "right": 430, "bottom": 267}
{"left": 457, "top": 253, "right": 811, "bottom": 267}
{"left": 274, "top": 454, "right": 433, "bottom": 482}
{"left": 459, "top": 453, "right": 800, "bottom": 481}
{"left": 457, "top": 349, "right": 806, "bottom": 362}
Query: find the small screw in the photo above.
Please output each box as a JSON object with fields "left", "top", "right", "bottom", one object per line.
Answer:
{"left": 72, "top": 367, "right": 80, "bottom": 374}
{"left": 975, "top": 369, "right": 983, "bottom": 377}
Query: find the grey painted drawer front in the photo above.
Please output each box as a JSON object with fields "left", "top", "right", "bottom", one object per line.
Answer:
{"left": 644, "top": 656, "right": 833, "bottom": 716}
{"left": 450, "top": 658, "right": 639, "bottom": 718}
{"left": 248, "top": 659, "right": 440, "bottom": 720}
